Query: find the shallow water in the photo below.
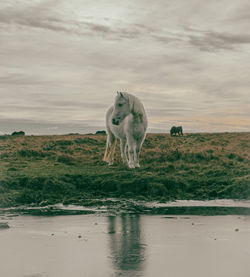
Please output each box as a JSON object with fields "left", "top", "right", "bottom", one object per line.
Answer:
{"left": 0, "top": 214, "right": 250, "bottom": 277}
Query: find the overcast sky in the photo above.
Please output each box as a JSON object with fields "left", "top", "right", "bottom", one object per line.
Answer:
{"left": 1, "top": 0, "right": 250, "bottom": 134}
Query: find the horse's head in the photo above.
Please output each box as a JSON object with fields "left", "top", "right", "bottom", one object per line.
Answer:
{"left": 112, "top": 92, "right": 130, "bottom": 125}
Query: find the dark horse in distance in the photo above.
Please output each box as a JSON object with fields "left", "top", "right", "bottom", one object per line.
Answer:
{"left": 170, "top": 126, "right": 183, "bottom": 136}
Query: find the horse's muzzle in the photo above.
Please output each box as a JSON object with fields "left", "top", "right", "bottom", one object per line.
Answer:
{"left": 112, "top": 118, "right": 120, "bottom": 125}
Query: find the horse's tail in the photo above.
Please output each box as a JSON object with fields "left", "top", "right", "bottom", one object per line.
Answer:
{"left": 103, "top": 138, "right": 117, "bottom": 163}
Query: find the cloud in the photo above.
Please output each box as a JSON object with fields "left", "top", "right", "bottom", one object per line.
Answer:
{"left": 187, "top": 29, "right": 250, "bottom": 51}
{"left": 0, "top": 5, "right": 95, "bottom": 35}
{"left": 0, "top": 73, "right": 57, "bottom": 87}
{"left": 0, "top": 3, "right": 155, "bottom": 41}
{"left": 0, "top": 1, "right": 188, "bottom": 45}
{"left": 2, "top": 1, "right": 250, "bottom": 51}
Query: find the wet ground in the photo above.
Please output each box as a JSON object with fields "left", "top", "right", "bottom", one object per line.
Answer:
{"left": 1, "top": 199, "right": 250, "bottom": 216}
{"left": 0, "top": 200, "right": 250, "bottom": 277}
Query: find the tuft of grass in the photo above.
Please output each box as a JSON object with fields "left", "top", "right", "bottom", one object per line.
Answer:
{"left": 74, "top": 137, "right": 103, "bottom": 145}
{"left": 18, "top": 149, "right": 46, "bottom": 158}
{"left": 54, "top": 140, "right": 73, "bottom": 146}
{"left": 57, "top": 155, "right": 75, "bottom": 165}
{"left": 227, "top": 153, "right": 236, "bottom": 159}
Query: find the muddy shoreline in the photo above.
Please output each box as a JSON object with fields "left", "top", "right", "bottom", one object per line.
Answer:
{"left": 1, "top": 199, "right": 250, "bottom": 217}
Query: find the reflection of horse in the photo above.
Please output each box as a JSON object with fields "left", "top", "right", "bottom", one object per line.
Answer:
{"left": 103, "top": 92, "right": 148, "bottom": 168}
{"left": 108, "top": 215, "right": 145, "bottom": 276}
{"left": 170, "top": 126, "right": 183, "bottom": 136}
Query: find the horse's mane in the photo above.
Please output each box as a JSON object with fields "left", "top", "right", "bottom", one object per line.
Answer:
{"left": 127, "top": 93, "right": 145, "bottom": 118}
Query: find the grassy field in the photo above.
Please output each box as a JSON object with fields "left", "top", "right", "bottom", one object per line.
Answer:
{"left": 0, "top": 132, "right": 249, "bottom": 207}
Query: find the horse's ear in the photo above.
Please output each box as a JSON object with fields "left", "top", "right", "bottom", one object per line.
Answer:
{"left": 116, "top": 91, "right": 124, "bottom": 98}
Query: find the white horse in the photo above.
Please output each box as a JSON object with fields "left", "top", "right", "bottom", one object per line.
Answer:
{"left": 103, "top": 92, "right": 148, "bottom": 168}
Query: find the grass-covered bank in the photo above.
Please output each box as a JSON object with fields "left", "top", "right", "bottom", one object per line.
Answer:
{"left": 0, "top": 132, "right": 249, "bottom": 207}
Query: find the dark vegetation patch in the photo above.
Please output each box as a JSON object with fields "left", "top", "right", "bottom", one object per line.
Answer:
{"left": 42, "top": 140, "right": 73, "bottom": 151}
{"left": 57, "top": 155, "right": 75, "bottom": 165}
{"left": 74, "top": 137, "right": 102, "bottom": 145}
{"left": 95, "top": 130, "right": 106, "bottom": 135}
{"left": 54, "top": 140, "right": 73, "bottom": 146}
{"left": 11, "top": 131, "right": 25, "bottom": 136}
{"left": 18, "top": 149, "right": 46, "bottom": 158}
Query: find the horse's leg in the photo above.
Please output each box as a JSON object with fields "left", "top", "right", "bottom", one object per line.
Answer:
{"left": 127, "top": 136, "right": 135, "bottom": 168}
{"left": 134, "top": 134, "right": 146, "bottom": 168}
{"left": 109, "top": 138, "right": 117, "bottom": 165}
{"left": 103, "top": 130, "right": 116, "bottom": 165}
{"left": 103, "top": 136, "right": 110, "bottom": 162}
{"left": 134, "top": 141, "right": 141, "bottom": 168}
{"left": 120, "top": 139, "right": 128, "bottom": 164}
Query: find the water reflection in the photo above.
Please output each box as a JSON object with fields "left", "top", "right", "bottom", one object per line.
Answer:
{"left": 108, "top": 215, "right": 146, "bottom": 277}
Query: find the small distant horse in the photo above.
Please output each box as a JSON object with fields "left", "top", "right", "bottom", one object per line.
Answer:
{"left": 103, "top": 92, "right": 148, "bottom": 168}
{"left": 170, "top": 126, "right": 183, "bottom": 136}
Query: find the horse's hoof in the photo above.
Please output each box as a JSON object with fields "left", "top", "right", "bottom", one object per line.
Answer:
{"left": 128, "top": 163, "right": 135, "bottom": 169}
